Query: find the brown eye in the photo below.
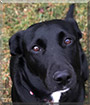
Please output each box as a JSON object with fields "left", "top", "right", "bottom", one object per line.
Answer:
{"left": 32, "top": 46, "right": 40, "bottom": 52}
{"left": 64, "top": 38, "right": 72, "bottom": 45}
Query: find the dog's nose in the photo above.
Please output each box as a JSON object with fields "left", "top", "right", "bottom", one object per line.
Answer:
{"left": 53, "top": 71, "right": 71, "bottom": 85}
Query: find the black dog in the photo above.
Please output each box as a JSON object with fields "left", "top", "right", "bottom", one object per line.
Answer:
{"left": 9, "top": 4, "right": 88, "bottom": 105}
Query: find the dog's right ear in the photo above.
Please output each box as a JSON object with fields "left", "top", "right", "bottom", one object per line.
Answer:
{"left": 9, "top": 31, "right": 25, "bottom": 56}
{"left": 65, "top": 4, "right": 75, "bottom": 19}
{"left": 65, "top": 4, "right": 82, "bottom": 39}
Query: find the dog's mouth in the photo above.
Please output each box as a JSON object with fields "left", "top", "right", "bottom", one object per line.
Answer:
{"left": 43, "top": 88, "right": 70, "bottom": 104}
{"left": 51, "top": 88, "right": 69, "bottom": 103}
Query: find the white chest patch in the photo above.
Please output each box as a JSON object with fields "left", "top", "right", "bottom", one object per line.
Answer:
{"left": 51, "top": 88, "right": 69, "bottom": 103}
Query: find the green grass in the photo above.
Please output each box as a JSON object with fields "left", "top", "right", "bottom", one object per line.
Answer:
{"left": 1, "top": 3, "right": 89, "bottom": 103}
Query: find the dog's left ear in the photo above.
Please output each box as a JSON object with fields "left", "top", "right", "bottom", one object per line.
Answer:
{"left": 65, "top": 4, "right": 82, "bottom": 39}
{"left": 9, "top": 30, "right": 25, "bottom": 56}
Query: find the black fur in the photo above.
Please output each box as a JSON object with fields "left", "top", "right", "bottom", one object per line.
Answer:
{"left": 9, "top": 4, "right": 88, "bottom": 105}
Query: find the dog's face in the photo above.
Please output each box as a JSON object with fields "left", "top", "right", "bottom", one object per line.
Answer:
{"left": 23, "top": 20, "right": 80, "bottom": 91}
{"left": 9, "top": 4, "right": 88, "bottom": 103}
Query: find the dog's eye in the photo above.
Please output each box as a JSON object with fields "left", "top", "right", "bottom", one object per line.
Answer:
{"left": 64, "top": 38, "right": 72, "bottom": 45}
{"left": 32, "top": 45, "right": 40, "bottom": 52}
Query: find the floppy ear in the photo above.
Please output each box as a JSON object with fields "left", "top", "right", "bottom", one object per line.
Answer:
{"left": 81, "top": 55, "right": 89, "bottom": 81}
{"left": 9, "top": 31, "right": 25, "bottom": 56}
{"left": 80, "top": 46, "right": 89, "bottom": 81}
{"left": 65, "top": 4, "right": 82, "bottom": 39}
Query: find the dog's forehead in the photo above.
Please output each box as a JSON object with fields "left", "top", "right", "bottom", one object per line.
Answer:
{"left": 24, "top": 20, "right": 76, "bottom": 44}
{"left": 34, "top": 24, "right": 61, "bottom": 38}
{"left": 33, "top": 20, "right": 74, "bottom": 37}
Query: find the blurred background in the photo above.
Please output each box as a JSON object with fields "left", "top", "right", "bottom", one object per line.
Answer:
{"left": 0, "top": 3, "right": 89, "bottom": 103}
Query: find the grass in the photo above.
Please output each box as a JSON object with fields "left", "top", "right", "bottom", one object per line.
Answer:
{"left": 1, "top": 3, "right": 89, "bottom": 103}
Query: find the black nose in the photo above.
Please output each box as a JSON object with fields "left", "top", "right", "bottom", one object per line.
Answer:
{"left": 53, "top": 71, "right": 71, "bottom": 85}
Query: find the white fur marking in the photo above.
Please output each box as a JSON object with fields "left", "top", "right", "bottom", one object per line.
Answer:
{"left": 51, "top": 88, "right": 69, "bottom": 103}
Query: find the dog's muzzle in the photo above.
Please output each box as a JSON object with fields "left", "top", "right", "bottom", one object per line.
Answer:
{"left": 51, "top": 88, "right": 69, "bottom": 103}
{"left": 53, "top": 71, "right": 71, "bottom": 89}
{"left": 43, "top": 88, "right": 70, "bottom": 104}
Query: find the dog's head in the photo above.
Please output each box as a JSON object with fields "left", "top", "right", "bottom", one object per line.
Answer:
{"left": 9, "top": 4, "right": 88, "bottom": 102}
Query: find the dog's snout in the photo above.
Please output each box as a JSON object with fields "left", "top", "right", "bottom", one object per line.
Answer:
{"left": 53, "top": 71, "right": 71, "bottom": 85}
